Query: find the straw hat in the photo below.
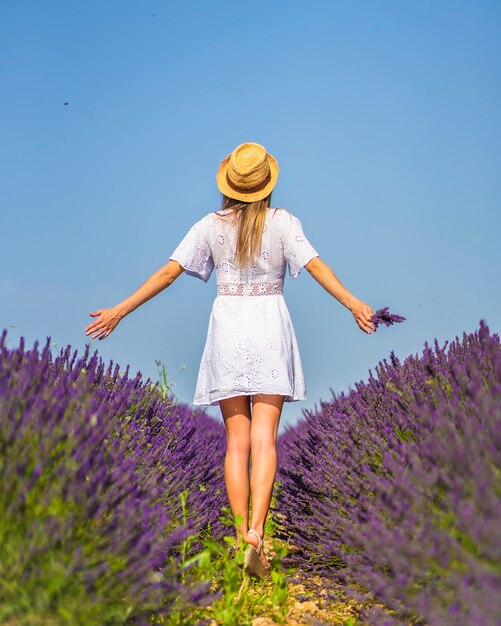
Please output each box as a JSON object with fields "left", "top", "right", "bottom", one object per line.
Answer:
{"left": 216, "top": 142, "right": 279, "bottom": 202}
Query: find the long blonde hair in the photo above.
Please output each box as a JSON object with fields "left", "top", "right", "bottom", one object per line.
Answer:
{"left": 218, "top": 193, "right": 272, "bottom": 268}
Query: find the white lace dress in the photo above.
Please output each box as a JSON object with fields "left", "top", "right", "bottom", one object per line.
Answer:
{"left": 169, "top": 207, "right": 319, "bottom": 406}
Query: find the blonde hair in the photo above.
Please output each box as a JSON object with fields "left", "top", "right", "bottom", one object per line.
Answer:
{"left": 218, "top": 193, "right": 272, "bottom": 268}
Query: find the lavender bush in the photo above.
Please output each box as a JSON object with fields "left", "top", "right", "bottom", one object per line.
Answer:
{"left": 274, "top": 320, "right": 501, "bottom": 625}
{"left": 0, "top": 329, "right": 226, "bottom": 625}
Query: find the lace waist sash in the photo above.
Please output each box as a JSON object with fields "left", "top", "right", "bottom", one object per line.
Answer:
{"left": 217, "top": 280, "right": 283, "bottom": 296}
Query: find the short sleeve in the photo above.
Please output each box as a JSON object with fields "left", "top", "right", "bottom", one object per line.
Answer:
{"left": 170, "top": 217, "right": 214, "bottom": 282}
{"left": 283, "top": 214, "right": 319, "bottom": 278}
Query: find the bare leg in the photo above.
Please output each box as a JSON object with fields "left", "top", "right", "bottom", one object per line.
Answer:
{"left": 246, "top": 394, "right": 284, "bottom": 566}
{"left": 219, "top": 396, "right": 252, "bottom": 544}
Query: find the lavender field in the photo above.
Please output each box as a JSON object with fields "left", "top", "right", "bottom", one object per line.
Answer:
{"left": 274, "top": 320, "right": 501, "bottom": 625}
{"left": 0, "top": 329, "right": 227, "bottom": 625}
{"left": 1, "top": 320, "right": 500, "bottom": 625}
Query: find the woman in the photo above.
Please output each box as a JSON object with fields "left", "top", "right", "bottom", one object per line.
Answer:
{"left": 84, "top": 142, "right": 376, "bottom": 579}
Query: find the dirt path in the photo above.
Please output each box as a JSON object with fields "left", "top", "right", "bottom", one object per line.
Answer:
{"left": 255, "top": 537, "right": 406, "bottom": 626}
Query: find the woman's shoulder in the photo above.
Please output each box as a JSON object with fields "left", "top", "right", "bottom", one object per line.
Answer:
{"left": 206, "top": 208, "right": 237, "bottom": 222}
{"left": 194, "top": 207, "right": 297, "bottom": 228}
{"left": 199, "top": 207, "right": 294, "bottom": 219}
{"left": 192, "top": 210, "right": 227, "bottom": 227}
{"left": 268, "top": 207, "right": 299, "bottom": 227}
{"left": 269, "top": 206, "right": 301, "bottom": 217}
{"left": 194, "top": 209, "right": 238, "bottom": 234}
{"left": 268, "top": 206, "right": 291, "bottom": 217}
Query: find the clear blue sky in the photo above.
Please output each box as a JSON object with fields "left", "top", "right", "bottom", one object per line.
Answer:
{"left": 1, "top": 1, "right": 500, "bottom": 431}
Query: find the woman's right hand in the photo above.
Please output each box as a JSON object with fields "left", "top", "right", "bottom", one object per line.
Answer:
{"left": 350, "top": 298, "right": 376, "bottom": 334}
{"left": 85, "top": 307, "right": 123, "bottom": 341}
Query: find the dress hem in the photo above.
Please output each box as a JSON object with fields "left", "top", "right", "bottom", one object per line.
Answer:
{"left": 193, "top": 390, "right": 306, "bottom": 407}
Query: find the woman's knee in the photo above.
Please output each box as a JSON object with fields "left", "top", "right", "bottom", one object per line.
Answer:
{"left": 226, "top": 437, "right": 251, "bottom": 458}
{"left": 250, "top": 431, "right": 277, "bottom": 455}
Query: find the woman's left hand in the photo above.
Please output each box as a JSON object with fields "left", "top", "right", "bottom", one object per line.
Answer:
{"left": 85, "top": 307, "right": 123, "bottom": 340}
{"left": 350, "top": 299, "right": 376, "bottom": 334}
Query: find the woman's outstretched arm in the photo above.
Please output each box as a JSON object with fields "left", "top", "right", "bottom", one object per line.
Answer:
{"left": 85, "top": 260, "right": 185, "bottom": 341}
{"left": 305, "top": 256, "right": 376, "bottom": 334}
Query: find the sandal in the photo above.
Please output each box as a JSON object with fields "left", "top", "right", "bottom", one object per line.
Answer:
{"left": 243, "top": 528, "right": 271, "bottom": 579}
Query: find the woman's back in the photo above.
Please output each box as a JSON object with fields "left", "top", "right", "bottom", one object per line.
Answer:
{"left": 172, "top": 207, "right": 318, "bottom": 287}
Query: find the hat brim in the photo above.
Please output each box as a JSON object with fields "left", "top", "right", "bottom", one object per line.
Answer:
{"left": 216, "top": 152, "right": 279, "bottom": 202}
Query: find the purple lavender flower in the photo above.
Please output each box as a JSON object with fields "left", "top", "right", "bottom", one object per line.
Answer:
{"left": 0, "top": 328, "right": 226, "bottom": 623}
{"left": 273, "top": 320, "right": 501, "bottom": 625}
{"left": 371, "top": 307, "right": 406, "bottom": 330}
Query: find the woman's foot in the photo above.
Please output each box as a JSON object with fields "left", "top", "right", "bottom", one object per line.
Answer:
{"left": 243, "top": 528, "right": 271, "bottom": 579}
{"left": 245, "top": 529, "right": 269, "bottom": 568}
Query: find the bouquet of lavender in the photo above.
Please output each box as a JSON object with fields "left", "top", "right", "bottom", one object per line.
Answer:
{"left": 371, "top": 306, "right": 406, "bottom": 331}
